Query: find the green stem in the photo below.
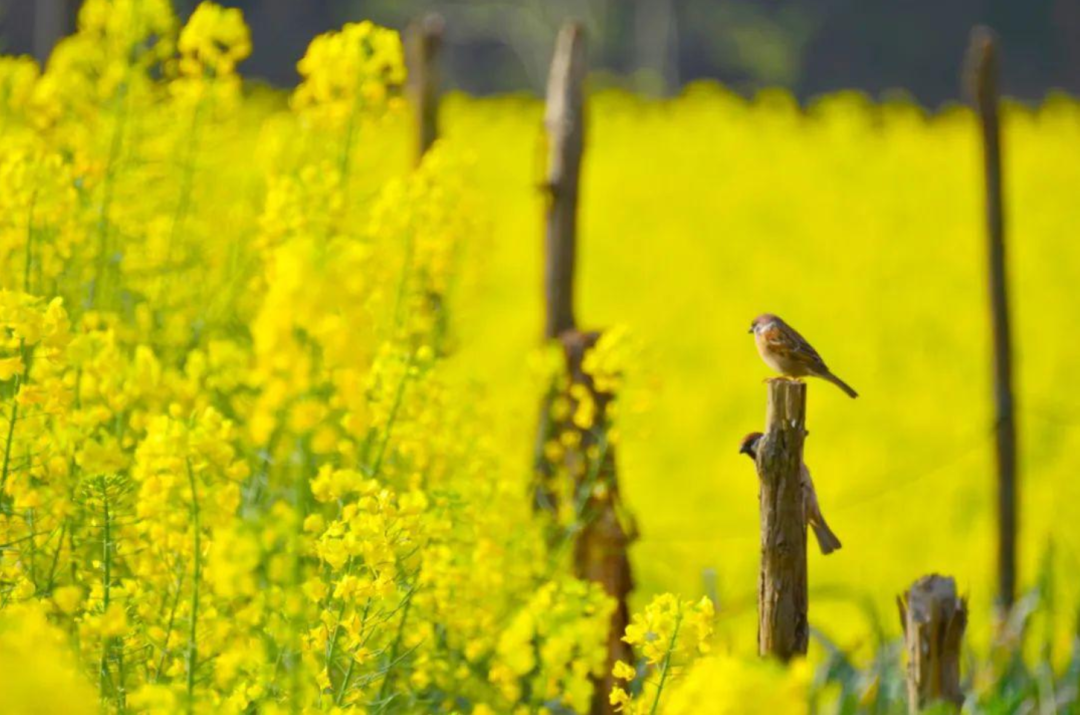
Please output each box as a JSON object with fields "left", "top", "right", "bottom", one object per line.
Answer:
{"left": 99, "top": 482, "right": 114, "bottom": 698}
{"left": 24, "top": 184, "right": 38, "bottom": 293}
{"left": 158, "top": 96, "right": 207, "bottom": 307}
{"left": 102, "top": 495, "right": 111, "bottom": 609}
{"left": 152, "top": 564, "right": 185, "bottom": 683}
{"left": 649, "top": 612, "right": 683, "bottom": 715}
{"left": 375, "top": 588, "right": 414, "bottom": 707}
{"left": 90, "top": 72, "right": 132, "bottom": 308}
{"left": 0, "top": 379, "right": 21, "bottom": 499}
{"left": 368, "top": 354, "right": 415, "bottom": 480}
{"left": 1, "top": 342, "right": 32, "bottom": 513}
{"left": 326, "top": 594, "right": 370, "bottom": 702}
{"left": 186, "top": 461, "right": 201, "bottom": 711}
{"left": 44, "top": 521, "right": 67, "bottom": 592}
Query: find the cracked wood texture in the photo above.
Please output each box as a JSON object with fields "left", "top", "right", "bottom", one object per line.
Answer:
{"left": 898, "top": 575, "right": 967, "bottom": 713}
{"left": 756, "top": 379, "right": 809, "bottom": 660}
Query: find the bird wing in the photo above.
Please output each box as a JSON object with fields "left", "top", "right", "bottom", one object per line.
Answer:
{"left": 767, "top": 320, "right": 827, "bottom": 371}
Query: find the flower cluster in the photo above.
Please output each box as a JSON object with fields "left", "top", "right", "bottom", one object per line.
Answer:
{"left": 0, "top": 3, "right": 614, "bottom": 712}
{"left": 609, "top": 593, "right": 714, "bottom": 713}
{"left": 292, "top": 21, "right": 406, "bottom": 129}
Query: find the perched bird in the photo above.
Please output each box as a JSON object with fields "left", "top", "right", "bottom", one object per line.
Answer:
{"left": 749, "top": 314, "right": 858, "bottom": 398}
{"left": 739, "top": 432, "right": 842, "bottom": 555}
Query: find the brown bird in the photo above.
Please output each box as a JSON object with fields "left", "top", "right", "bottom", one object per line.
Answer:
{"left": 749, "top": 314, "right": 858, "bottom": 398}
{"left": 739, "top": 432, "right": 842, "bottom": 555}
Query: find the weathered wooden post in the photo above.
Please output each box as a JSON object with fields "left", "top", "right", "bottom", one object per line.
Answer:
{"left": 561, "top": 331, "right": 634, "bottom": 715}
{"left": 406, "top": 14, "right": 444, "bottom": 165}
{"left": 966, "top": 26, "right": 1017, "bottom": 610}
{"left": 755, "top": 379, "right": 809, "bottom": 660}
{"left": 898, "top": 575, "right": 967, "bottom": 713}
{"left": 533, "top": 22, "right": 588, "bottom": 516}
{"left": 532, "top": 23, "right": 634, "bottom": 714}
{"left": 542, "top": 22, "right": 586, "bottom": 341}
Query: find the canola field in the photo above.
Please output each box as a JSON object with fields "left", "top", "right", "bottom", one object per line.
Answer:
{"left": 1, "top": 1, "right": 1079, "bottom": 713}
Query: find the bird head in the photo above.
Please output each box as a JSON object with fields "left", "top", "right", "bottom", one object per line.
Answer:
{"left": 749, "top": 314, "right": 779, "bottom": 334}
{"left": 739, "top": 432, "right": 764, "bottom": 458}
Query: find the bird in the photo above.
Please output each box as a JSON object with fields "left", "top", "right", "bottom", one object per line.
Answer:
{"left": 749, "top": 314, "right": 858, "bottom": 398}
{"left": 739, "top": 432, "right": 842, "bottom": 555}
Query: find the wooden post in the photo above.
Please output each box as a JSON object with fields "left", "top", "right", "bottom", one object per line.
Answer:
{"left": 966, "top": 26, "right": 1017, "bottom": 610}
{"left": 755, "top": 379, "right": 808, "bottom": 660}
{"left": 898, "top": 575, "right": 967, "bottom": 713}
{"left": 532, "top": 24, "right": 633, "bottom": 714}
{"left": 562, "top": 331, "right": 634, "bottom": 715}
{"left": 542, "top": 22, "right": 586, "bottom": 340}
{"left": 406, "top": 14, "right": 444, "bottom": 165}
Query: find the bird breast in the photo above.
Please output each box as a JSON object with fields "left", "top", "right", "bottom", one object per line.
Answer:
{"left": 755, "top": 330, "right": 807, "bottom": 376}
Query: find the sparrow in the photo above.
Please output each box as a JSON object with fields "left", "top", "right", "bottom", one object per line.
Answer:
{"left": 749, "top": 314, "right": 858, "bottom": 398}
{"left": 739, "top": 432, "right": 842, "bottom": 555}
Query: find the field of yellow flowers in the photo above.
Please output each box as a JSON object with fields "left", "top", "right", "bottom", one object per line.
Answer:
{"left": 1, "top": 1, "right": 1080, "bottom": 713}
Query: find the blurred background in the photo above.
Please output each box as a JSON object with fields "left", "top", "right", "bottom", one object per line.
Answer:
{"left": 3, "top": 0, "right": 1080, "bottom": 104}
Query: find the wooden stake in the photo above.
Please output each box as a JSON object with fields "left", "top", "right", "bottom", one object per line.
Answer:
{"left": 542, "top": 22, "right": 586, "bottom": 340}
{"left": 534, "top": 26, "right": 634, "bottom": 713}
{"left": 966, "top": 26, "right": 1017, "bottom": 610}
{"left": 898, "top": 575, "right": 967, "bottom": 713}
{"left": 561, "top": 331, "right": 634, "bottom": 715}
{"left": 406, "top": 14, "right": 444, "bottom": 165}
{"left": 755, "top": 379, "right": 809, "bottom": 660}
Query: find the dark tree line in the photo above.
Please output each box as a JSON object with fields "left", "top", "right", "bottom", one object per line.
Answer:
{"left": 3, "top": 0, "right": 1079, "bottom": 105}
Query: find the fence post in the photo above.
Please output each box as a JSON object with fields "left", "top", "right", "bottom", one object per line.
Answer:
{"left": 966, "top": 26, "right": 1017, "bottom": 611}
{"left": 406, "top": 14, "right": 444, "bottom": 165}
{"left": 532, "top": 23, "right": 634, "bottom": 714}
{"left": 561, "top": 331, "right": 634, "bottom": 715}
{"left": 542, "top": 22, "right": 586, "bottom": 341}
{"left": 755, "top": 379, "right": 809, "bottom": 660}
{"left": 898, "top": 575, "right": 967, "bottom": 713}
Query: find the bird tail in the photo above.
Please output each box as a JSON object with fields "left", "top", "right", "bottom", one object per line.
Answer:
{"left": 810, "top": 518, "right": 842, "bottom": 555}
{"left": 822, "top": 371, "right": 858, "bottom": 399}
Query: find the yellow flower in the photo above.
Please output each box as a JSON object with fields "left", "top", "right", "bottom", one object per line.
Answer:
{"left": 664, "top": 654, "right": 810, "bottom": 715}
{"left": 0, "top": 355, "right": 24, "bottom": 380}
{"left": 178, "top": 2, "right": 251, "bottom": 76}
{"left": 612, "top": 659, "right": 636, "bottom": 681}
{"left": 609, "top": 685, "right": 631, "bottom": 711}
{"left": 0, "top": 604, "right": 96, "bottom": 714}
{"left": 99, "top": 602, "right": 128, "bottom": 638}
{"left": 52, "top": 586, "right": 83, "bottom": 615}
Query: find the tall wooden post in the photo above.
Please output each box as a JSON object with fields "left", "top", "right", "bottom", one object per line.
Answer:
{"left": 967, "top": 26, "right": 1017, "bottom": 610}
{"left": 755, "top": 379, "right": 809, "bottom": 660}
{"left": 406, "top": 14, "right": 444, "bottom": 165}
{"left": 898, "top": 575, "right": 967, "bottom": 713}
{"left": 542, "top": 23, "right": 586, "bottom": 340}
{"left": 533, "top": 23, "right": 633, "bottom": 714}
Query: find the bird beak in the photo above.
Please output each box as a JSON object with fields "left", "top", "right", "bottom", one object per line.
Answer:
{"left": 747, "top": 327, "right": 754, "bottom": 334}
